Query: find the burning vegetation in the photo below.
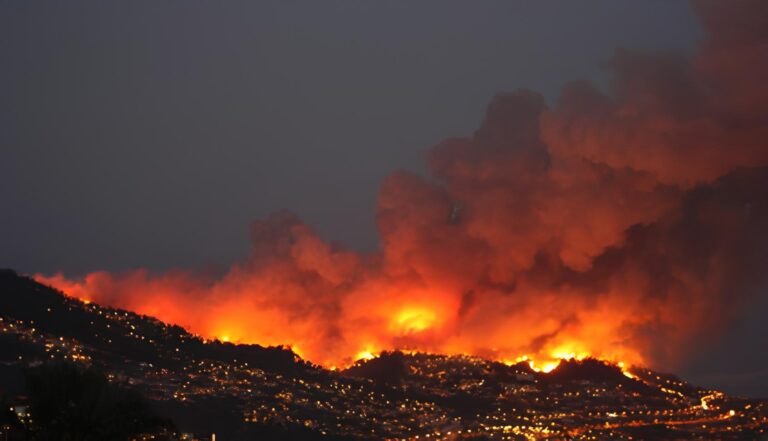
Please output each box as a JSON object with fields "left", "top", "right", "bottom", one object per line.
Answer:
{"left": 1, "top": 270, "right": 767, "bottom": 440}
{"left": 35, "top": 0, "right": 768, "bottom": 373}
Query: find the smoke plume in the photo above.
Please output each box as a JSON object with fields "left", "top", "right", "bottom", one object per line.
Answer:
{"left": 37, "top": 0, "right": 768, "bottom": 369}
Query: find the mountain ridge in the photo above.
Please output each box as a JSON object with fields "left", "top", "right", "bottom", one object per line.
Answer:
{"left": 1, "top": 269, "right": 766, "bottom": 440}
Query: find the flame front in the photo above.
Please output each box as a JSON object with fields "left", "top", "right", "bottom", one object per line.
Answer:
{"left": 36, "top": 266, "right": 654, "bottom": 369}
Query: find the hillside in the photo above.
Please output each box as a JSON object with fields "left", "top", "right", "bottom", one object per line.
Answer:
{"left": 1, "top": 269, "right": 766, "bottom": 440}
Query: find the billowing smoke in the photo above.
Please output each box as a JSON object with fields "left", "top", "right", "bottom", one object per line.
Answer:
{"left": 37, "top": 0, "right": 768, "bottom": 369}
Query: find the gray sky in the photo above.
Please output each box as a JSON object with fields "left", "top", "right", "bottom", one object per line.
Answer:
{"left": 7, "top": 1, "right": 764, "bottom": 397}
{"left": 1, "top": 0, "right": 701, "bottom": 274}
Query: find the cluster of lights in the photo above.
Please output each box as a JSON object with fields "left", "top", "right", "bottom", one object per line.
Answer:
{"left": 1, "top": 286, "right": 766, "bottom": 440}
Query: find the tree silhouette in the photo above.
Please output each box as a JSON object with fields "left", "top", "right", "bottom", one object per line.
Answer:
{"left": 24, "top": 362, "right": 174, "bottom": 441}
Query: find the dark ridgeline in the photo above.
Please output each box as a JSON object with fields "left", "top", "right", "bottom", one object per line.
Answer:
{"left": 0, "top": 269, "right": 766, "bottom": 440}
{"left": 0, "top": 270, "right": 349, "bottom": 440}
{"left": 0, "top": 269, "right": 305, "bottom": 374}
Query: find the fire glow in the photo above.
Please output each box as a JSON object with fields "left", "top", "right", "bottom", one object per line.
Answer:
{"left": 34, "top": 1, "right": 768, "bottom": 373}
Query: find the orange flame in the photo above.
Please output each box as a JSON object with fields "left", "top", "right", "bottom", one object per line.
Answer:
{"left": 35, "top": 269, "right": 647, "bottom": 369}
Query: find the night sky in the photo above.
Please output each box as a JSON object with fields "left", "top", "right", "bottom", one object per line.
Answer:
{"left": 2, "top": 1, "right": 767, "bottom": 397}
{"left": 1, "top": 1, "right": 700, "bottom": 273}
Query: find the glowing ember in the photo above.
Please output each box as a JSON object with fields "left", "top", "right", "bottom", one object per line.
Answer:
{"left": 355, "top": 350, "right": 376, "bottom": 362}
{"left": 618, "top": 362, "right": 636, "bottom": 379}
{"left": 529, "top": 359, "right": 561, "bottom": 374}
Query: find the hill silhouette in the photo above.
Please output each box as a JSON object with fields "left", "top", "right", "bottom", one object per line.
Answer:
{"left": 0, "top": 269, "right": 766, "bottom": 440}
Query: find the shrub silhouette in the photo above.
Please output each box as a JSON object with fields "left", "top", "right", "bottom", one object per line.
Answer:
{"left": 24, "top": 362, "right": 174, "bottom": 441}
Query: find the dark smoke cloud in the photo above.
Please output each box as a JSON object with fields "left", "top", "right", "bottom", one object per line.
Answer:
{"left": 38, "top": 0, "right": 768, "bottom": 370}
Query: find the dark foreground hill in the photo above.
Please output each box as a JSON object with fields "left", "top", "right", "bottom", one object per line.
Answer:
{"left": 0, "top": 269, "right": 766, "bottom": 440}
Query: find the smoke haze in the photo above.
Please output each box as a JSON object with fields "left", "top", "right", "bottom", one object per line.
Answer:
{"left": 33, "top": 1, "right": 768, "bottom": 382}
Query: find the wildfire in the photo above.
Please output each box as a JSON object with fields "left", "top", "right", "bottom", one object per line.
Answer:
{"left": 34, "top": 271, "right": 654, "bottom": 370}
{"left": 29, "top": 0, "right": 768, "bottom": 376}
{"left": 355, "top": 350, "right": 377, "bottom": 362}
{"left": 498, "top": 350, "right": 638, "bottom": 377}
{"left": 529, "top": 360, "right": 561, "bottom": 374}
{"left": 503, "top": 355, "right": 558, "bottom": 373}
{"left": 618, "top": 362, "right": 636, "bottom": 379}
